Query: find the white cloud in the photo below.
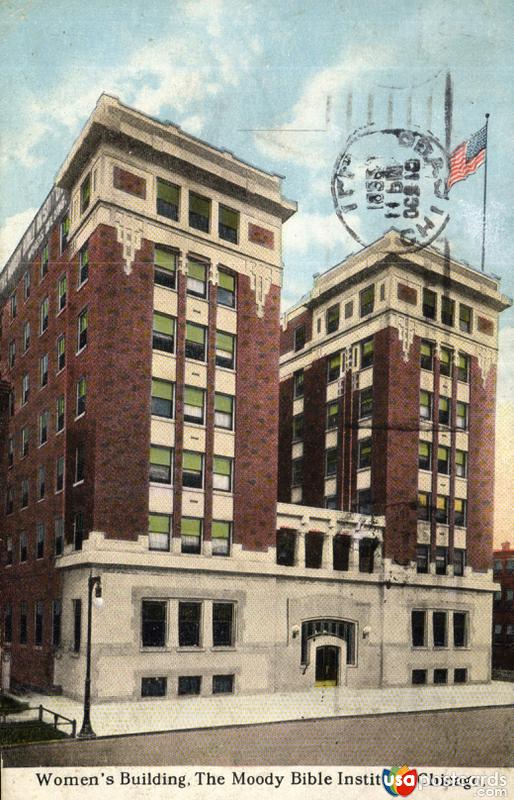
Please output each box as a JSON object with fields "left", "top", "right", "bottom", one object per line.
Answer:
{"left": 0, "top": 207, "right": 38, "bottom": 268}
{"left": 283, "top": 210, "right": 344, "bottom": 256}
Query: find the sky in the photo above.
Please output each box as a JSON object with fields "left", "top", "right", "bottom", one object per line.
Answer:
{"left": 0, "top": 0, "right": 512, "bottom": 543}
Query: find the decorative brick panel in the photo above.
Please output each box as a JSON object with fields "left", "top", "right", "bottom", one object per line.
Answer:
{"left": 477, "top": 315, "right": 494, "bottom": 336}
{"left": 248, "top": 223, "right": 274, "bottom": 249}
{"left": 113, "top": 165, "right": 147, "bottom": 199}
{"left": 397, "top": 283, "right": 417, "bottom": 305}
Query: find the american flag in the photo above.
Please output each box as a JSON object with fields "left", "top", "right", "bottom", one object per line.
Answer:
{"left": 448, "top": 125, "right": 487, "bottom": 189}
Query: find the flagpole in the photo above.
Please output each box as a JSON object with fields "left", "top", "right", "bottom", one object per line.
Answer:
{"left": 481, "top": 113, "right": 490, "bottom": 272}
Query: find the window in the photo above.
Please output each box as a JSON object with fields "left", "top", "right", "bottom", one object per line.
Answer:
{"left": 187, "top": 259, "right": 208, "bottom": 298}
{"left": 151, "top": 378, "right": 174, "bottom": 418}
{"left": 344, "top": 300, "right": 353, "bottom": 319}
{"left": 439, "top": 347, "right": 452, "bottom": 377}
{"left": 459, "top": 304, "right": 472, "bottom": 333}
{"left": 212, "top": 520, "right": 231, "bottom": 556}
{"left": 38, "top": 466, "right": 46, "bottom": 500}
{"left": 21, "top": 426, "right": 29, "bottom": 458}
{"left": 185, "top": 322, "right": 206, "bottom": 361}
{"left": 148, "top": 513, "right": 171, "bottom": 551}
{"left": 20, "top": 602, "right": 28, "bottom": 645}
{"left": 213, "top": 675, "right": 234, "bottom": 694}
{"left": 23, "top": 321, "right": 30, "bottom": 351}
{"left": 219, "top": 205, "right": 239, "bottom": 243}
{"left": 292, "top": 457, "right": 303, "bottom": 485}
{"left": 60, "top": 214, "right": 70, "bottom": 253}
{"left": 411, "top": 610, "right": 426, "bottom": 647}
{"left": 40, "top": 297, "right": 49, "bottom": 334}
{"left": 454, "top": 668, "right": 467, "bottom": 684}
{"left": 326, "top": 304, "right": 340, "bottom": 333}
{"left": 453, "top": 612, "right": 467, "bottom": 647}
{"left": 75, "top": 443, "right": 85, "bottom": 483}
{"left": 57, "top": 335, "right": 66, "bottom": 371}
{"left": 213, "top": 602, "right": 234, "bottom": 646}
{"left": 493, "top": 559, "right": 502, "bottom": 573}
{"left": 20, "top": 533, "right": 28, "bottom": 562}
{"left": 455, "top": 449, "right": 467, "bottom": 478}
{"left": 418, "top": 491, "right": 431, "bottom": 521}
{"left": 4, "top": 604, "right": 12, "bottom": 643}
{"left": 360, "top": 285, "right": 375, "bottom": 316}
{"left": 183, "top": 386, "right": 205, "bottom": 425}
{"left": 434, "top": 668, "right": 448, "bottom": 684}
{"left": 153, "top": 312, "right": 175, "bottom": 353}
{"left": 40, "top": 354, "right": 49, "bottom": 388}
{"left": 418, "top": 441, "right": 431, "bottom": 470}
{"left": 325, "top": 448, "right": 337, "bottom": 476}
{"left": 77, "top": 307, "right": 88, "bottom": 351}
{"left": 422, "top": 288, "right": 436, "bottom": 319}
{"left": 78, "top": 244, "right": 89, "bottom": 286}
{"left": 416, "top": 544, "right": 430, "bottom": 574}
{"left": 181, "top": 517, "right": 202, "bottom": 554}
{"left": 156, "top": 178, "right": 179, "bottom": 220}
{"left": 494, "top": 624, "right": 502, "bottom": 643}
{"left": 215, "top": 330, "right": 235, "bottom": 369}
{"left": 182, "top": 451, "right": 203, "bottom": 488}
{"left": 433, "top": 611, "right": 447, "bottom": 647}
{"left": 437, "top": 445, "right": 449, "bottom": 474}
{"left": 457, "top": 353, "right": 470, "bottom": 382}
{"left": 150, "top": 445, "right": 173, "bottom": 484}
{"left": 292, "top": 413, "right": 304, "bottom": 440}
{"left": 333, "top": 534, "right": 350, "bottom": 571}
{"left": 178, "top": 676, "right": 201, "bottom": 695}
{"left": 73, "top": 512, "right": 84, "bottom": 550}
{"left": 35, "top": 522, "right": 45, "bottom": 560}
{"left": 357, "top": 387, "right": 372, "bottom": 420}
{"left": 54, "top": 517, "right": 64, "bottom": 556}
{"left": 6, "top": 486, "right": 14, "bottom": 515}
{"left": 419, "top": 390, "right": 432, "bottom": 420}
{"left": 21, "top": 479, "right": 29, "bottom": 508}
{"left": 41, "top": 244, "right": 49, "bottom": 279}
{"left": 294, "top": 325, "right": 305, "bottom": 352}
{"left": 456, "top": 401, "right": 468, "bottom": 430}
{"left": 76, "top": 377, "right": 87, "bottom": 416}
{"left": 22, "top": 373, "right": 29, "bottom": 405}
{"left": 326, "top": 401, "right": 339, "bottom": 430}
{"left": 435, "top": 546, "right": 448, "bottom": 576}
{"left": 435, "top": 495, "right": 448, "bottom": 525}
{"left": 214, "top": 393, "right": 234, "bottom": 429}
{"left": 8, "top": 340, "right": 15, "bottom": 369}
{"left": 80, "top": 172, "right": 91, "bottom": 213}
{"left": 293, "top": 369, "right": 304, "bottom": 398}
{"left": 56, "top": 456, "right": 65, "bottom": 493}
{"left": 189, "top": 192, "right": 211, "bottom": 232}
{"left": 73, "top": 599, "right": 81, "bottom": 652}
{"left": 420, "top": 340, "right": 434, "bottom": 371}
{"left": 217, "top": 268, "right": 236, "bottom": 307}
{"left": 142, "top": 600, "right": 167, "bottom": 648}
{"left": 358, "top": 438, "right": 372, "bottom": 469}
{"left": 361, "top": 337, "right": 374, "bottom": 368}
{"left": 276, "top": 530, "right": 296, "bottom": 566}
{"left": 8, "top": 436, "right": 14, "bottom": 468}
{"left": 441, "top": 296, "right": 454, "bottom": 326}
{"left": 52, "top": 600, "right": 62, "bottom": 648}
{"left": 438, "top": 395, "right": 450, "bottom": 426}
{"left": 10, "top": 291, "right": 17, "bottom": 318}
{"left": 9, "top": 389, "right": 15, "bottom": 417}
{"left": 359, "top": 538, "right": 376, "bottom": 573}
{"left": 327, "top": 352, "right": 341, "bottom": 382}
{"left": 39, "top": 410, "right": 49, "bottom": 445}
{"left": 454, "top": 498, "right": 467, "bottom": 527}
{"left": 58, "top": 274, "right": 67, "bottom": 310}
{"left": 179, "top": 601, "right": 201, "bottom": 646}
{"left": 454, "top": 549, "right": 466, "bottom": 576}
{"left": 142, "top": 677, "right": 167, "bottom": 697}
{"left": 153, "top": 245, "right": 177, "bottom": 289}
{"left": 24, "top": 270, "right": 31, "bottom": 300}
{"left": 213, "top": 456, "right": 233, "bottom": 492}
{"left": 357, "top": 488, "right": 372, "bottom": 515}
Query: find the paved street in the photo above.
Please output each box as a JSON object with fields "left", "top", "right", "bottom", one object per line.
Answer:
{"left": 2, "top": 706, "right": 512, "bottom": 768}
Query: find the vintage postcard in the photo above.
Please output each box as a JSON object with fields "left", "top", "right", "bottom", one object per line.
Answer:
{"left": 0, "top": 1, "right": 512, "bottom": 798}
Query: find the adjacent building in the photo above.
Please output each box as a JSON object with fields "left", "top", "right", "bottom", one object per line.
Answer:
{"left": 0, "top": 96, "right": 510, "bottom": 703}
{"left": 493, "top": 542, "right": 514, "bottom": 670}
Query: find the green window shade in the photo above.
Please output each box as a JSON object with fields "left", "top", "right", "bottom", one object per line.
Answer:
{"left": 440, "top": 348, "right": 451, "bottom": 365}
{"left": 213, "top": 456, "right": 231, "bottom": 475}
{"left": 216, "top": 331, "right": 234, "bottom": 353}
{"left": 186, "top": 323, "right": 205, "bottom": 344}
{"left": 81, "top": 247, "right": 89, "bottom": 266}
{"left": 457, "top": 402, "right": 466, "bottom": 417}
{"left": 183, "top": 452, "right": 202, "bottom": 471}
{"left": 157, "top": 180, "right": 179, "bottom": 205}
{"left": 362, "top": 339, "right": 373, "bottom": 356}
{"left": 57, "top": 396, "right": 64, "bottom": 414}
{"left": 219, "top": 270, "right": 235, "bottom": 291}
{"left": 181, "top": 517, "right": 201, "bottom": 536}
{"left": 455, "top": 498, "right": 464, "bottom": 513}
{"left": 187, "top": 260, "right": 207, "bottom": 281}
{"left": 329, "top": 353, "right": 340, "bottom": 369}
{"left": 438, "top": 446, "right": 448, "bottom": 461}
{"left": 153, "top": 313, "right": 174, "bottom": 335}
{"left": 42, "top": 245, "right": 49, "bottom": 264}
{"left": 59, "top": 275, "right": 67, "bottom": 294}
{"left": 215, "top": 394, "right": 233, "bottom": 413}
{"left": 190, "top": 194, "right": 210, "bottom": 216}
{"left": 440, "top": 397, "right": 449, "bottom": 411}
{"left": 421, "top": 341, "right": 432, "bottom": 356}
{"left": 437, "top": 495, "right": 447, "bottom": 510}
{"left": 361, "top": 287, "right": 374, "bottom": 303}
{"left": 152, "top": 379, "right": 173, "bottom": 401}
{"left": 62, "top": 216, "right": 70, "bottom": 234}
{"left": 455, "top": 450, "right": 465, "bottom": 465}
{"left": 58, "top": 337, "right": 65, "bottom": 356}
{"left": 78, "top": 377, "right": 86, "bottom": 397}
{"left": 327, "top": 306, "right": 339, "bottom": 323}
{"left": 149, "top": 514, "right": 170, "bottom": 534}
{"left": 212, "top": 521, "right": 230, "bottom": 539}
{"left": 184, "top": 386, "right": 204, "bottom": 407}
{"left": 460, "top": 306, "right": 471, "bottom": 322}
{"left": 155, "top": 247, "right": 176, "bottom": 272}
{"left": 150, "top": 446, "right": 171, "bottom": 466}
{"left": 419, "top": 442, "right": 430, "bottom": 457}
{"left": 219, "top": 206, "right": 238, "bottom": 229}
{"left": 79, "top": 310, "right": 88, "bottom": 331}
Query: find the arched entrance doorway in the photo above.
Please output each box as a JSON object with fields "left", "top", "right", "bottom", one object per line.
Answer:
{"left": 315, "top": 645, "right": 340, "bottom": 686}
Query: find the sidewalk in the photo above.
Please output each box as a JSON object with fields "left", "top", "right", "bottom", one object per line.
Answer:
{"left": 6, "top": 681, "right": 513, "bottom": 738}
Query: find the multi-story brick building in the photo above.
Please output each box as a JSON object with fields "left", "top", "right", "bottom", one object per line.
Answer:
{"left": 493, "top": 543, "right": 514, "bottom": 670}
{"left": 0, "top": 96, "right": 510, "bottom": 703}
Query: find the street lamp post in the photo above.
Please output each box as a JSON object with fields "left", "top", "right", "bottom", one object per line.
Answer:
{"left": 78, "top": 573, "right": 102, "bottom": 739}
